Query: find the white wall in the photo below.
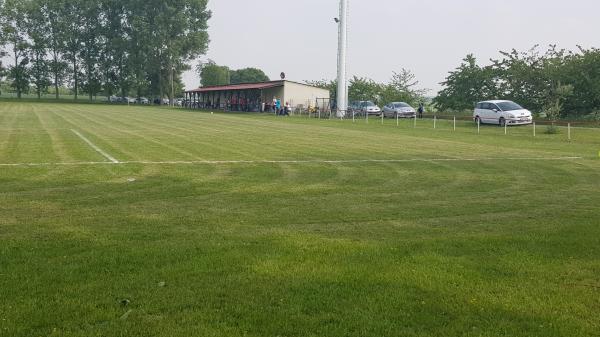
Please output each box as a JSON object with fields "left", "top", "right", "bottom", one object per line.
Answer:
{"left": 283, "top": 81, "right": 330, "bottom": 109}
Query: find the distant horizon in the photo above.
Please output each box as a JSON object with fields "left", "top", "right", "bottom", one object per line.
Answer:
{"left": 183, "top": 0, "right": 599, "bottom": 94}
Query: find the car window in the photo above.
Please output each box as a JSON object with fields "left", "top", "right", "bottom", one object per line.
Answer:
{"left": 489, "top": 104, "right": 499, "bottom": 111}
{"left": 496, "top": 101, "right": 523, "bottom": 111}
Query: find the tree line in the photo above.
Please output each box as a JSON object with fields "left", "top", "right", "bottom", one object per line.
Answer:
{"left": 0, "top": 0, "right": 211, "bottom": 101}
{"left": 435, "top": 45, "right": 600, "bottom": 119}
{"left": 307, "top": 69, "right": 429, "bottom": 108}
{"left": 198, "top": 60, "right": 270, "bottom": 87}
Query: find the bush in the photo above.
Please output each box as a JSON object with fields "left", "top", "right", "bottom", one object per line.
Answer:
{"left": 545, "top": 124, "right": 561, "bottom": 134}
{"left": 584, "top": 111, "right": 600, "bottom": 122}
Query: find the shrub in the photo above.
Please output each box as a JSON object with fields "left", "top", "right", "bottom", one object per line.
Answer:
{"left": 545, "top": 124, "right": 561, "bottom": 134}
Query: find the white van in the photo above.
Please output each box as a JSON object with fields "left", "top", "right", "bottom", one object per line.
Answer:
{"left": 474, "top": 100, "right": 533, "bottom": 126}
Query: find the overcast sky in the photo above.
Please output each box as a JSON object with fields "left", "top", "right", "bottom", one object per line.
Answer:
{"left": 185, "top": 0, "right": 599, "bottom": 94}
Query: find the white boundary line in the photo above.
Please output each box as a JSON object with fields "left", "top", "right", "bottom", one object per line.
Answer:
{"left": 71, "top": 129, "right": 119, "bottom": 163}
{"left": 0, "top": 156, "right": 585, "bottom": 167}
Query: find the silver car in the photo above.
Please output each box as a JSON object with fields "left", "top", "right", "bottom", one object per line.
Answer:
{"left": 136, "top": 97, "right": 149, "bottom": 105}
{"left": 359, "top": 101, "right": 382, "bottom": 116}
{"left": 383, "top": 102, "right": 416, "bottom": 118}
{"left": 474, "top": 100, "right": 533, "bottom": 126}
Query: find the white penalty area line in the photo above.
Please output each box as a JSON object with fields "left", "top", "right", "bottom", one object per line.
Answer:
{"left": 71, "top": 129, "right": 119, "bottom": 164}
{"left": 0, "top": 156, "right": 585, "bottom": 167}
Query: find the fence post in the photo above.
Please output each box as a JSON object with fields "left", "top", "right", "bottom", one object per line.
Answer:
{"left": 453, "top": 116, "right": 456, "bottom": 131}
{"left": 396, "top": 113, "right": 399, "bottom": 127}
{"left": 381, "top": 112, "right": 384, "bottom": 125}
{"left": 434, "top": 116, "right": 437, "bottom": 129}
{"left": 505, "top": 122, "right": 507, "bottom": 135}
{"left": 533, "top": 122, "right": 536, "bottom": 137}
{"left": 414, "top": 115, "right": 417, "bottom": 128}
{"left": 477, "top": 118, "right": 480, "bottom": 134}
{"left": 568, "top": 123, "right": 571, "bottom": 140}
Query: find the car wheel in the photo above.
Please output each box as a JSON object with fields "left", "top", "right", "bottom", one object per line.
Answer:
{"left": 475, "top": 116, "right": 481, "bottom": 124}
{"left": 499, "top": 117, "right": 506, "bottom": 127}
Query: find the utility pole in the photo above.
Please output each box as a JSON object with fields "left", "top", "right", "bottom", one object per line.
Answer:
{"left": 336, "top": 0, "right": 349, "bottom": 118}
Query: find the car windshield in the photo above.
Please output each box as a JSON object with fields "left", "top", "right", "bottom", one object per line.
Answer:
{"left": 496, "top": 101, "right": 523, "bottom": 112}
{"left": 395, "top": 103, "right": 410, "bottom": 108}
{"left": 364, "top": 101, "right": 376, "bottom": 107}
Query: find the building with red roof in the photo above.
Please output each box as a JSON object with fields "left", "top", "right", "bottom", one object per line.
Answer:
{"left": 184, "top": 80, "right": 330, "bottom": 113}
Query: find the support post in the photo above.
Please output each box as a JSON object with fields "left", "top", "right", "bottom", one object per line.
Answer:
{"left": 336, "top": 0, "right": 349, "bottom": 118}
{"left": 454, "top": 116, "right": 456, "bottom": 131}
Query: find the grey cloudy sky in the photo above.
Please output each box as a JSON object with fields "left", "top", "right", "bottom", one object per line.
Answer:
{"left": 183, "top": 0, "right": 599, "bottom": 93}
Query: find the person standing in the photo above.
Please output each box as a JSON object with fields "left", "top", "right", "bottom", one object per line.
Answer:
{"left": 284, "top": 102, "right": 291, "bottom": 116}
{"left": 272, "top": 98, "right": 277, "bottom": 114}
{"left": 276, "top": 98, "right": 282, "bottom": 115}
{"left": 418, "top": 102, "right": 424, "bottom": 119}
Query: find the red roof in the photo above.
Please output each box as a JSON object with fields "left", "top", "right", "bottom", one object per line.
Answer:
{"left": 186, "top": 81, "right": 284, "bottom": 93}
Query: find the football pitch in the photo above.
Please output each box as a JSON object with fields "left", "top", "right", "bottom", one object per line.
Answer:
{"left": 1, "top": 102, "right": 599, "bottom": 336}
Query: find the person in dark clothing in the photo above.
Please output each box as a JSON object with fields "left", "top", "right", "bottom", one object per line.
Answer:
{"left": 283, "top": 102, "right": 291, "bottom": 116}
{"left": 418, "top": 102, "right": 424, "bottom": 119}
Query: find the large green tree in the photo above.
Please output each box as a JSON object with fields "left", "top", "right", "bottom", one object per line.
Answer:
{"left": 230, "top": 67, "right": 269, "bottom": 84}
{"left": 434, "top": 54, "right": 498, "bottom": 111}
{"left": 41, "top": 0, "right": 68, "bottom": 99}
{"left": 348, "top": 76, "right": 381, "bottom": 103}
{"left": 198, "top": 60, "right": 230, "bottom": 86}
{"left": 100, "top": 0, "right": 131, "bottom": 98}
{"left": 79, "top": 0, "right": 103, "bottom": 100}
{"left": 59, "top": 0, "right": 84, "bottom": 99}
{"left": 24, "top": 0, "right": 51, "bottom": 99}
{"left": 1, "top": 0, "right": 30, "bottom": 98}
{"left": 140, "top": 0, "right": 210, "bottom": 103}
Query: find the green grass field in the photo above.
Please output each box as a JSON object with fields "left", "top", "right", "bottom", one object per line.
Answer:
{"left": 1, "top": 102, "right": 599, "bottom": 337}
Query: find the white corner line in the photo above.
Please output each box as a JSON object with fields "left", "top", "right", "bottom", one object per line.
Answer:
{"left": 71, "top": 129, "right": 119, "bottom": 164}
